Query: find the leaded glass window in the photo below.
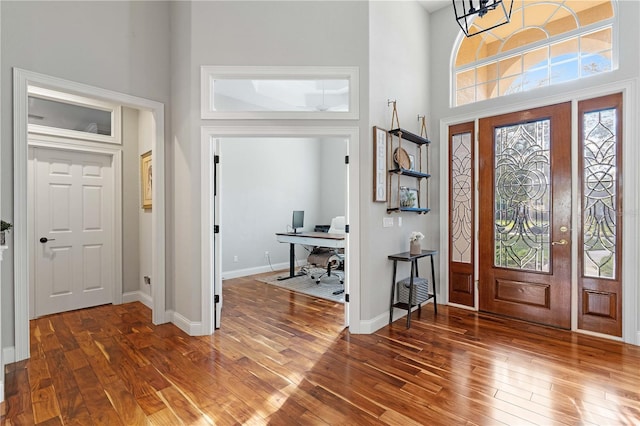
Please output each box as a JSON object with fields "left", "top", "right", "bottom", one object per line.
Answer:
{"left": 494, "top": 119, "right": 551, "bottom": 272}
{"left": 451, "top": 132, "right": 473, "bottom": 263}
{"left": 582, "top": 108, "right": 617, "bottom": 279}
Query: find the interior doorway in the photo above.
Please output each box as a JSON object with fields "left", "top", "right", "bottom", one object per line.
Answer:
{"left": 200, "top": 126, "right": 361, "bottom": 335}
{"left": 13, "top": 69, "right": 166, "bottom": 362}
{"left": 217, "top": 136, "right": 347, "bottom": 321}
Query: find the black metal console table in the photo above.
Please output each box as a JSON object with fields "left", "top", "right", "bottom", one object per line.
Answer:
{"left": 388, "top": 249, "right": 437, "bottom": 328}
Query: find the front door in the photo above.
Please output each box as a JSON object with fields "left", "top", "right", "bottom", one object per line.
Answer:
{"left": 32, "top": 146, "right": 114, "bottom": 317}
{"left": 478, "top": 102, "right": 572, "bottom": 329}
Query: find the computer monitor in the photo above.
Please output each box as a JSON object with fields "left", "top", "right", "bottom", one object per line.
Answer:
{"left": 292, "top": 210, "right": 304, "bottom": 233}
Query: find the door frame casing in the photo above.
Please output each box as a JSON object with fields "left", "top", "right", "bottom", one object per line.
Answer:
{"left": 27, "top": 138, "right": 122, "bottom": 319}
{"left": 200, "top": 126, "right": 361, "bottom": 335}
{"left": 13, "top": 68, "right": 167, "bottom": 362}
{"left": 438, "top": 78, "right": 639, "bottom": 345}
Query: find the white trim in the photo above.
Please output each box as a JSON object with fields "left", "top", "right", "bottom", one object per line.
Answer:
{"left": 27, "top": 139, "right": 123, "bottom": 318}
{"left": 13, "top": 68, "right": 167, "bottom": 362}
{"left": 364, "top": 300, "right": 436, "bottom": 334}
{"left": 200, "top": 66, "right": 360, "bottom": 120}
{"left": 200, "top": 126, "right": 362, "bottom": 335}
{"left": 2, "top": 347, "right": 15, "bottom": 366}
{"left": 221, "top": 262, "right": 293, "bottom": 280}
{"left": 439, "top": 78, "right": 639, "bottom": 346}
{"left": 621, "top": 79, "right": 639, "bottom": 345}
{"left": 169, "top": 311, "right": 203, "bottom": 336}
{"left": 122, "top": 291, "right": 153, "bottom": 309}
{"left": 360, "top": 312, "right": 390, "bottom": 334}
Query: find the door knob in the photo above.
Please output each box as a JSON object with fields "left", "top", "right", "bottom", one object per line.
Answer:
{"left": 39, "top": 237, "right": 56, "bottom": 243}
{"left": 551, "top": 239, "right": 568, "bottom": 245}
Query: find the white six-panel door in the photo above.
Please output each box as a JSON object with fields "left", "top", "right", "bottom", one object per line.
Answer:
{"left": 33, "top": 147, "right": 114, "bottom": 317}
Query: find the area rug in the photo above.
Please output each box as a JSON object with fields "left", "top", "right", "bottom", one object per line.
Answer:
{"left": 257, "top": 271, "right": 345, "bottom": 303}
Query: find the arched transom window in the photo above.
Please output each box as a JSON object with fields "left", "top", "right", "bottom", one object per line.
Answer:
{"left": 453, "top": 0, "right": 616, "bottom": 106}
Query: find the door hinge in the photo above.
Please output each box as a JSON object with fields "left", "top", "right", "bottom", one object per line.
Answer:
{"left": 345, "top": 155, "right": 349, "bottom": 164}
{"left": 345, "top": 224, "right": 350, "bottom": 233}
{"left": 214, "top": 155, "right": 220, "bottom": 196}
{"left": 214, "top": 225, "right": 220, "bottom": 234}
{"left": 345, "top": 294, "right": 349, "bottom": 303}
{"left": 214, "top": 294, "right": 220, "bottom": 303}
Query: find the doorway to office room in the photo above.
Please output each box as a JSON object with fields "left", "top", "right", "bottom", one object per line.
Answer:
{"left": 219, "top": 137, "right": 346, "bottom": 314}
{"left": 200, "top": 126, "right": 361, "bottom": 335}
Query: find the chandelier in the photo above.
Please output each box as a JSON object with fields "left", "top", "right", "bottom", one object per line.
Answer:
{"left": 453, "top": 0, "right": 514, "bottom": 37}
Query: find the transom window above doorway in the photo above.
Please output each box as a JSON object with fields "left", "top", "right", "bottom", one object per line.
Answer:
{"left": 201, "top": 66, "right": 359, "bottom": 120}
{"left": 453, "top": 0, "right": 616, "bottom": 106}
{"left": 27, "top": 86, "right": 120, "bottom": 144}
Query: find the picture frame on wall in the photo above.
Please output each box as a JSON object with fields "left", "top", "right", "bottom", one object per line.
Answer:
{"left": 141, "top": 150, "right": 152, "bottom": 209}
{"left": 373, "top": 126, "right": 388, "bottom": 202}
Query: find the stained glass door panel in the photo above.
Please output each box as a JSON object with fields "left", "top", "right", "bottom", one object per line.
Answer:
{"left": 578, "top": 93, "right": 622, "bottom": 337}
{"left": 479, "top": 102, "right": 572, "bottom": 329}
{"left": 449, "top": 122, "right": 475, "bottom": 307}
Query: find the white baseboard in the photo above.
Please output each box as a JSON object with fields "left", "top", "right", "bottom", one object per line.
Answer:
{"left": 122, "top": 290, "right": 153, "bottom": 309}
{"left": 358, "top": 312, "right": 390, "bottom": 334}
{"left": 3, "top": 346, "right": 15, "bottom": 365}
{"left": 167, "top": 310, "right": 203, "bottom": 336}
{"left": 359, "top": 301, "right": 437, "bottom": 334}
{"left": 222, "top": 261, "right": 294, "bottom": 279}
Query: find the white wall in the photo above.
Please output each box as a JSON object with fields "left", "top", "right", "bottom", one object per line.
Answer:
{"left": 122, "top": 107, "right": 140, "bottom": 294}
{"left": 220, "top": 137, "right": 321, "bottom": 275}
{"left": 319, "top": 137, "right": 347, "bottom": 222}
{"left": 1, "top": 1, "right": 171, "bottom": 348}
{"left": 367, "top": 1, "right": 431, "bottom": 321}
{"left": 138, "top": 111, "right": 154, "bottom": 299}
{"left": 219, "top": 137, "right": 346, "bottom": 277}
{"left": 171, "top": 0, "right": 369, "bottom": 324}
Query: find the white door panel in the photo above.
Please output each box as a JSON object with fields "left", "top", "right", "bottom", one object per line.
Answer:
{"left": 33, "top": 147, "right": 114, "bottom": 317}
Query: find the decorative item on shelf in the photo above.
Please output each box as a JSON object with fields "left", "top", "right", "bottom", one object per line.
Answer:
{"left": 452, "top": 0, "right": 514, "bottom": 38}
{"left": 409, "top": 231, "right": 424, "bottom": 255}
{"left": 393, "top": 146, "right": 410, "bottom": 170}
{"left": 400, "top": 186, "right": 418, "bottom": 208}
{"left": 1, "top": 220, "right": 12, "bottom": 246}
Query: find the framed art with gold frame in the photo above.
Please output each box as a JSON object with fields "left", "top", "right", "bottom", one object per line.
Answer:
{"left": 141, "top": 150, "right": 152, "bottom": 209}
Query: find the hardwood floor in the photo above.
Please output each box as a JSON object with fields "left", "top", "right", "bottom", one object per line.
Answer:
{"left": 3, "top": 274, "right": 640, "bottom": 425}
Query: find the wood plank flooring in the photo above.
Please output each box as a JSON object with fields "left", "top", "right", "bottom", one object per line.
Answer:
{"left": 3, "top": 273, "right": 640, "bottom": 424}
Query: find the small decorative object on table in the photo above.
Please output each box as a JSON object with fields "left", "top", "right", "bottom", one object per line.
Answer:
{"left": 409, "top": 231, "right": 424, "bottom": 255}
{"left": 1, "top": 220, "right": 12, "bottom": 246}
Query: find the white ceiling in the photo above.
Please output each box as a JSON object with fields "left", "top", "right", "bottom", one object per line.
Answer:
{"left": 418, "top": 0, "right": 450, "bottom": 13}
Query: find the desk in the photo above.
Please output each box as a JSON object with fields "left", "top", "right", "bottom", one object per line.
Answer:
{"left": 275, "top": 232, "right": 345, "bottom": 280}
{"left": 388, "top": 250, "right": 437, "bottom": 328}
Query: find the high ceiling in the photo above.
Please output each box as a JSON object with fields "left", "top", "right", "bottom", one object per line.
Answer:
{"left": 418, "top": 0, "right": 450, "bottom": 13}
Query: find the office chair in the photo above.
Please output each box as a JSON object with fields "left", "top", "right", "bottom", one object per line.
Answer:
{"left": 306, "top": 216, "right": 345, "bottom": 291}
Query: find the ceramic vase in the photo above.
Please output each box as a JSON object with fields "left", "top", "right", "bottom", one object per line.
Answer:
{"left": 410, "top": 240, "right": 421, "bottom": 255}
